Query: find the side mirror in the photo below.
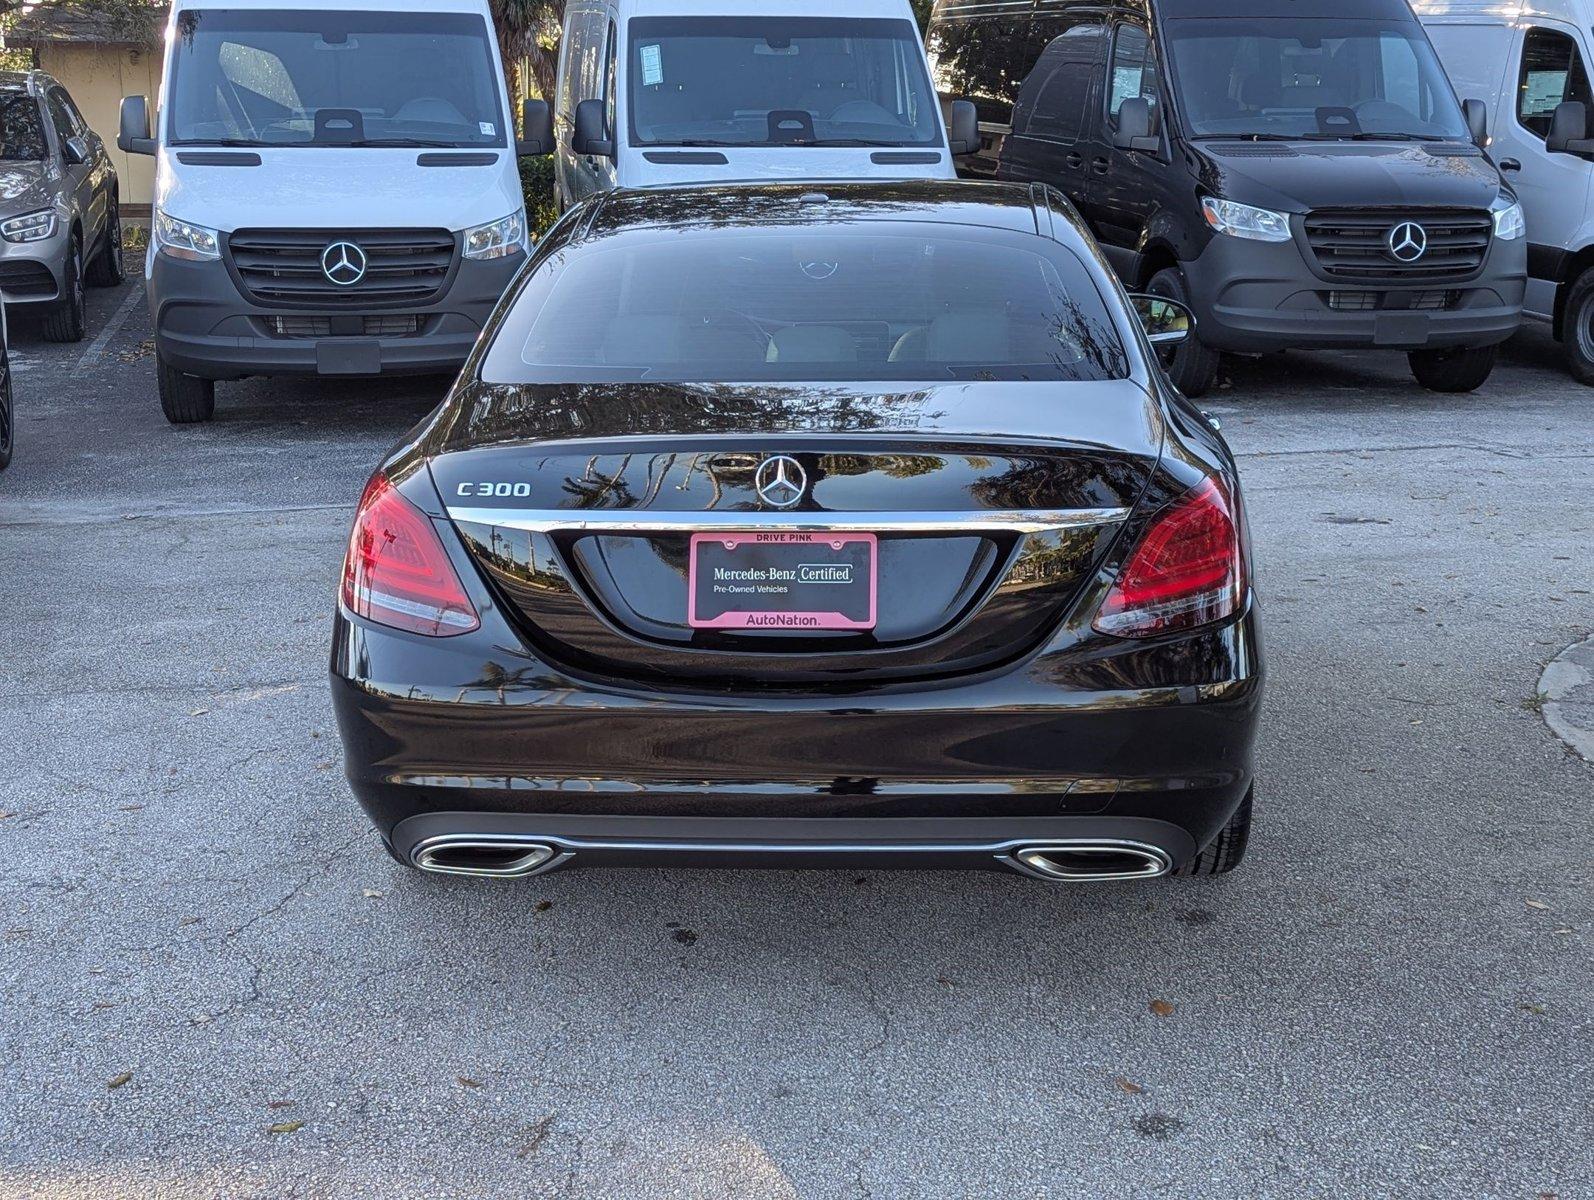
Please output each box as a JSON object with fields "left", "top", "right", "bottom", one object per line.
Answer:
{"left": 1463, "top": 98, "right": 1489, "bottom": 148}
{"left": 572, "top": 98, "right": 614, "bottom": 159}
{"left": 1546, "top": 100, "right": 1594, "bottom": 155}
{"left": 1129, "top": 293, "right": 1193, "bottom": 348}
{"left": 518, "top": 98, "right": 554, "bottom": 157}
{"left": 947, "top": 99, "right": 979, "bottom": 156}
{"left": 62, "top": 136, "right": 90, "bottom": 166}
{"left": 118, "top": 95, "right": 155, "bottom": 156}
{"left": 1114, "top": 97, "right": 1159, "bottom": 153}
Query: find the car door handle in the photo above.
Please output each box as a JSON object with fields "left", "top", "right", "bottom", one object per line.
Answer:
{"left": 1092, "top": 156, "right": 1110, "bottom": 174}
{"left": 1065, "top": 152, "right": 1084, "bottom": 170}
{"left": 1499, "top": 158, "right": 1522, "bottom": 172}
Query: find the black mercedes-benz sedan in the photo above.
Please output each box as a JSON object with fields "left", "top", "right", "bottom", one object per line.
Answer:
{"left": 330, "top": 182, "right": 1263, "bottom": 884}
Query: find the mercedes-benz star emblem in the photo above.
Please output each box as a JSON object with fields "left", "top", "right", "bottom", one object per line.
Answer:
{"left": 321, "top": 240, "right": 369, "bottom": 287}
{"left": 755, "top": 456, "right": 807, "bottom": 509}
{"left": 1387, "top": 221, "right": 1428, "bottom": 263}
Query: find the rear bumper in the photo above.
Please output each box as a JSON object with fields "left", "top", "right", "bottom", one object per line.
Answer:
{"left": 330, "top": 601, "right": 1264, "bottom": 875}
{"left": 1183, "top": 229, "right": 1526, "bottom": 354}
{"left": 148, "top": 247, "right": 524, "bottom": 381}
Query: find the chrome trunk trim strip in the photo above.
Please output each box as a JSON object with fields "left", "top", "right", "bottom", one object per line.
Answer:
{"left": 446, "top": 507, "right": 1131, "bottom": 536}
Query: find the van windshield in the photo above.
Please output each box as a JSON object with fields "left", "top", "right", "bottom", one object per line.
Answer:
{"left": 167, "top": 9, "right": 505, "bottom": 148}
{"left": 1165, "top": 18, "right": 1470, "bottom": 141}
{"left": 627, "top": 17, "right": 942, "bottom": 148}
{"left": 482, "top": 226, "right": 1129, "bottom": 385}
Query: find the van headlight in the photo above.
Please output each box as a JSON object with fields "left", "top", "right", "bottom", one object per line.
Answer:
{"left": 1, "top": 209, "right": 58, "bottom": 244}
{"left": 1201, "top": 197, "right": 1293, "bottom": 244}
{"left": 1491, "top": 199, "right": 1526, "bottom": 241}
{"left": 463, "top": 210, "right": 527, "bottom": 260}
{"left": 155, "top": 210, "right": 221, "bottom": 261}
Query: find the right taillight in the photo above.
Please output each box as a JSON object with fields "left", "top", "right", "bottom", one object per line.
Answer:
{"left": 1093, "top": 477, "right": 1246, "bottom": 639}
{"left": 341, "top": 473, "right": 480, "bottom": 637}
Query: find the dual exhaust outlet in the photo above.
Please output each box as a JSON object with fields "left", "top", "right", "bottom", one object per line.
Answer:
{"left": 412, "top": 836, "right": 1172, "bottom": 882}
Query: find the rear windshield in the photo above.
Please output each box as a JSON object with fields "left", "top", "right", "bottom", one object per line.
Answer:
{"left": 1166, "top": 17, "right": 1470, "bottom": 141}
{"left": 482, "top": 225, "right": 1130, "bottom": 385}
{"left": 167, "top": 9, "right": 505, "bottom": 148}
{"left": 628, "top": 17, "right": 942, "bottom": 148}
{"left": 0, "top": 92, "right": 47, "bottom": 161}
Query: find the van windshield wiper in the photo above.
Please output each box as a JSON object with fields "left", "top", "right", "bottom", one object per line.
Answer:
{"left": 172, "top": 138, "right": 270, "bottom": 147}
{"left": 342, "top": 137, "right": 460, "bottom": 148}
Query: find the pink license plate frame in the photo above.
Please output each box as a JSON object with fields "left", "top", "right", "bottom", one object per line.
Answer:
{"left": 687, "top": 532, "right": 878, "bottom": 632}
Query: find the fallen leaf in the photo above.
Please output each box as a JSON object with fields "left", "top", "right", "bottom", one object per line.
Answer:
{"left": 1519, "top": 1003, "right": 1546, "bottom": 1015}
{"left": 268, "top": 1120, "right": 305, "bottom": 1135}
{"left": 0, "top": 811, "right": 14, "bottom": 820}
{"left": 1526, "top": 900, "right": 1551, "bottom": 911}
{"left": 266, "top": 1100, "right": 296, "bottom": 1111}
{"left": 189, "top": 709, "right": 210, "bottom": 717}
{"left": 457, "top": 1076, "right": 483, "bottom": 1089}
{"left": 534, "top": 900, "right": 553, "bottom": 913}
{"left": 1149, "top": 1000, "right": 1175, "bottom": 1018}
{"left": 107, "top": 1072, "right": 133, "bottom": 1090}
{"left": 1114, "top": 1077, "right": 1145, "bottom": 1095}
{"left": 179, "top": 916, "right": 202, "bottom": 926}
{"left": 119, "top": 804, "right": 145, "bottom": 813}
{"left": 362, "top": 889, "right": 383, "bottom": 899}
{"left": 672, "top": 928, "right": 699, "bottom": 946}
{"left": 91, "top": 1001, "right": 117, "bottom": 1012}
{"left": 1553, "top": 928, "right": 1573, "bottom": 936}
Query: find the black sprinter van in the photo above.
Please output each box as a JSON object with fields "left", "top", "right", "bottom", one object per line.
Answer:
{"left": 927, "top": 0, "right": 1527, "bottom": 396}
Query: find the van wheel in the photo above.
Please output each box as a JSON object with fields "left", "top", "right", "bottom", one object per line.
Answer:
{"left": 1560, "top": 268, "right": 1594, "bottom": 385}
{"left": 1146, "top": 268, "right": 1221, "bottom": 397}
{"left": 1176, "top": 786, "right": 1253, "bottom": 877}
{"left": 86, "top": 198, "right": 125, "bottom": 288}
{"left": 158, "top": 354, "right": 216, "bottom": 424}
{"left": 1408, "top": 345, "right": 1497, "bottom": 393}
{"left": 42, "top": 237, "right": 86, "bottom": 343}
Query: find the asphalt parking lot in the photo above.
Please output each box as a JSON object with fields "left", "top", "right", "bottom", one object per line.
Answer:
{"left": 1, "top": 273, "right": 1590, "bottom": 1199}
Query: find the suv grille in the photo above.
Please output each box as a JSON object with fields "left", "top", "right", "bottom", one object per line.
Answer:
{"left": 1304, "top": 209, "right": 1492, "bottom": 281}
{"left": 226, "top": 228, "right": 456, "bottom": 307}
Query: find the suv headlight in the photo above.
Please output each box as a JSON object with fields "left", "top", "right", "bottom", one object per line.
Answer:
{"left": 1, "top": 209, "right": 58, "bottom": 244}
{"left": 154, "top": 210, "right": 221, "bottom": 261}
{"left": 1491, "top": 198, "right": 1526, "bottom": 241}
{"left": 1201, "top": 197, "right": 1293, "bottom": 244}
{"left": 463, "top": 210, "right": 527, "bottom": 260}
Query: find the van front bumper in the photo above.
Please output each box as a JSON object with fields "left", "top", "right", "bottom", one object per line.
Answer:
{"left": 148, "top": 248, "right": 525, "bottom": 381}
{"left": 1183, "top": 230, "right": 1527, "bottom": 354}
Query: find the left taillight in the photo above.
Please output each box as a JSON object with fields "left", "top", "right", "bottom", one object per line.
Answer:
{"left": 341, "top": 473, "right": 480, "bottom": 637}
{"left": 1093, "top": 476, "right": 1247, "bottom": 639}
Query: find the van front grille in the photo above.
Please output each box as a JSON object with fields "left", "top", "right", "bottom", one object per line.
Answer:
{"left": 227, "top": 228, "right": 457, "bottom": 308}
{"left": 1304, "top": 209, "right": 1492, "bottom": 282}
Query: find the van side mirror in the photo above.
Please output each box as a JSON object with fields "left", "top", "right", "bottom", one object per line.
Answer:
{"left": 572, "top": 98, "right": 614, "bottom": 159}
{"left": 119, "top": 95, "right": 155, "bottom": 156}
{"left": 1463, "top": 98, "right": 1489, "bottom": 148}
{"left": 1129, "top": 294, "right": 1193, "bottom": 348}
{"left": 1114, "top": 98, "right": 1159, "bottom": 153}
{"left": 1546, "top": 100, "right": 1594, "bottom": 155}
{"left": 518, "top": 98, "right": 554, "bottom": 157}
{"left": 947, "top": 100, "right": 979, "bottom": 156}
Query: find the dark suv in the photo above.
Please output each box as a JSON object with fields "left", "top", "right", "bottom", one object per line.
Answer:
{"left": 928, "top": 0, "right": 1527, "bottom": 396}
{"left": 0, "top": 70, "right": 124, "bottom": 342}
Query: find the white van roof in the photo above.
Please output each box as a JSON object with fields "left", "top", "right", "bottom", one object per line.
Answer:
{"left": 169, "top": 0, "right": 492, "bottom": 13}
{"left": 1410, "top": 0, "right": 1583, "bottom": 24}
{"left": 615, "top": 0, "right": 917, "bottom": 18}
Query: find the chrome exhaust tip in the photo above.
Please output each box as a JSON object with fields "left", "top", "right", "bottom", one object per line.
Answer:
{"left": 1009, "top": 841, "right": 1172, "bottom": 883}
{"left": 412, "top": 836, "right": 567, "bottom": 879}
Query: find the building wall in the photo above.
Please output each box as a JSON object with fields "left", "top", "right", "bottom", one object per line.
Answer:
{"left": 37, "top": 43, "right": 164, "bottom": 210}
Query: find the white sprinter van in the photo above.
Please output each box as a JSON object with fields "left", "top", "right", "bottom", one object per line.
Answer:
{"left": 1417, "top": 0, "right": 1594, "bottom": 382}
{"left": 552, "top": 0, "right": 979, "bottom": 206}
{"left": 118, "top": 0, "right": 555, "bottom": 423}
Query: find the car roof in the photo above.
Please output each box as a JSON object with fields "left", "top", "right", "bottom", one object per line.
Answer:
{"left": 578, "top": 181, "right": 1082, "bottom": 246}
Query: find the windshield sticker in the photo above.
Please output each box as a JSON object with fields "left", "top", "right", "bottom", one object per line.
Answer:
{"left": 480, "top": 122, "right": 496, "bottom": 136}
{"left": 641, "top": 44, "right": 664, "bottom": 87}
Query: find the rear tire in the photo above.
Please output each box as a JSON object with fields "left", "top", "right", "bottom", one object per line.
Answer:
{"left": 1559, "top": 267, "right": 1594, "bottom": 385}
{"left": 1146, "top": 268, "right": 1221, "bottom": 398}
{"left": 1176, "top": 786, "right": 1253, "bottom": 877}
{"left": 1408, "top": 344, "right": 1497, "bottom": 393}
{"left": 158, "top": 353, "right": 216, "bottom": 424}
{"left": 86, "top": 198, "right": 125, "bottom": 288}
{"left": 41, "top": 237, "right": 86, "bottom": 343}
